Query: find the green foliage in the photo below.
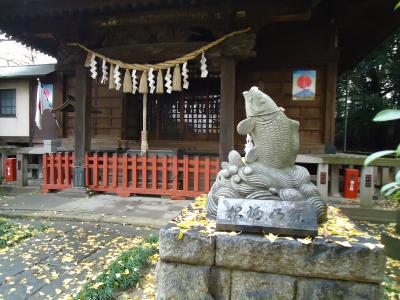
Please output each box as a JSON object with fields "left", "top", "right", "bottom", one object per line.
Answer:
{"left": 395, "top": 1, "right": 400, "bottom": 10}
{"left": 336, "top": 29, "right": 400, "bottom": 152}
{"left": 364, "top": 150, "right": 396, "bottom": 166}
{"left": 75, "top": 234, "right": 158, "bottom": 300}
{"left": 364, "top": 109, "right": 400, "bottom": 202}
{"left": 0, "top": 218, "right": 48, "bottom": 249}
{"left": 374, "top": 109, "right": 400, "bottom": 122}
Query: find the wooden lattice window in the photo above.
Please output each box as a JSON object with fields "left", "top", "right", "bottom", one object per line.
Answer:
{"left": 147, "top": 69, "right": 220, "bottom": 141}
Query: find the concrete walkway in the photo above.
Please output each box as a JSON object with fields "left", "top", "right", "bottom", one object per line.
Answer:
{"left": 0, "top": 219, "right": 158, "bottom": 300}
{"left": 0, "top": 186, "right": 192, "bottom": 228}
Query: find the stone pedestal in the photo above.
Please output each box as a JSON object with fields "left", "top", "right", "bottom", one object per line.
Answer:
{"left": 156, "top": 212, "right": 386, "bottom": 299}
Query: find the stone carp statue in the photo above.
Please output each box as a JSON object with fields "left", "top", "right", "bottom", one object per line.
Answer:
{"left": 206, "top": 86, "right": 327, "bottom": 223}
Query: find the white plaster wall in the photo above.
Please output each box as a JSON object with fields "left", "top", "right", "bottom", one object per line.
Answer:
{"left": 0, "top": 80, "right": 30, "bottom": 137}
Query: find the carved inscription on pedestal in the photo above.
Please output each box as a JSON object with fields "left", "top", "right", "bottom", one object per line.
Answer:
{"left": 216, "top": 198, "right": 318, "bottom": 237}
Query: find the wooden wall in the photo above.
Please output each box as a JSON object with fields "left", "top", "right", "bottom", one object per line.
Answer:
{"left": 235, "top": 65, "right": 328, "bottom": 153}
{"left": 64, "top": 77, "right": 123, "bottom": 139}
{"left": 234, "top": 19, "right": 338, "bottom": 153}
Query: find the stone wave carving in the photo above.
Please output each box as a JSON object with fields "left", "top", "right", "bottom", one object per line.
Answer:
{"left": 206, "top": 86, "right": 327, "bottom": 223}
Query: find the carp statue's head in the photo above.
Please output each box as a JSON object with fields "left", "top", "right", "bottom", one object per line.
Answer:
{"left": 243, "top": 86, "right": 280, "bottom": 117}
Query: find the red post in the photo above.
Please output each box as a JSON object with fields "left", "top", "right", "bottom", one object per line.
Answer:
{"left": 112, "top": 153, "right": 118, "bottom": 188}
{"left": 93, "top": 153, "right": 98, "bottom": 188}
{"left": 57, "top": 153, "right": 62, "bottom": 186}
{"left": 142, "top": 155, "right": 147, "bottom": 189}
{"left": 204, "top": 157, "right": 210, "bottom": 192}
{"left": 151, "top": 155, "right": 157, "bottom": 190}
{"left": 183, "top": 155, "right": 189, "bottom": 192}
{"left": 103, "top": 153, "right": 108, "bottom": 188}
{"left": 122, "top": 154, "right": 128, "bottom": 190}
{"left": 49, "top": 154, "right": 55, "bottom": 185}
{"left": 132, "top": 155, "right": 137, "bottom": 190}
{"left": 65, "top": 152, "right": 71, "bottom": 186}
{"left": 194, "top": 156, "right": 199, "bottom": 192}
{"left": 172, "top": 155, "right": 178, "bottom": 192}
{"left": 162, "top": 155, "right": 168, "bottom": 193}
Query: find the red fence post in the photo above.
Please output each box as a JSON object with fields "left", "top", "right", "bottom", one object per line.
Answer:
{"left": 204, "top": 157, "right": 211, "bottom": 192}
{"left": 142, "top": 155, "right": 147, "bottom": 190}
{"left": 49, "top": 154, "right": 55, "bottom": 186}
{"left": 103, "top": 153, "right": 108, "bottom": 188}
{"left": 122, "top": 154, "right": 128, "bottom": 190}
{"left": 194, "top": 156, "right": 199, "bottom": 193}
{"left": 172, "top": 155, "right": 178, "bottom": 193}
{"left": 151, "top": 155, "right": 157, "bottom": 191}
{"left": 162, "top": 155, "right": 168, "bottom": 193}
{"left": 65, "top": 152, "right": 70, "bottom": 187}
{"left": 183, "top": 155, "right": 189, "bottom": 192}
{"left": 132, "top": 154, "right": 137, "bottom": 191}
{"left": 93, "top": 153, "right": 98, "bottom": 188}
{"left": 112, "top": 153, "right": 118, "bottom": 188}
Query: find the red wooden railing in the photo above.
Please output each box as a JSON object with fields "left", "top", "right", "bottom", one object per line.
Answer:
{"left": 41, "top": 153, "right": 220, "bottom": 198}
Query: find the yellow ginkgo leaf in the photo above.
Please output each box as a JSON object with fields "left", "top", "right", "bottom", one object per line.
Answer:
{"left": 363, "top": 242, "right": 376, "bottom": 250}
{"left": 55, "top": 288, "right": 62, "bottom": 295}
{"left": 91, "top": 282, "right": 104, "bottom": 290}
{"left": 297, "top": 237, "right": 313, "bottom": 245}
{"left": 265, "top": 233, "right": 278, "bottom": 243}
{"left": 123, "top": 269, "right": 130, "bottom": 275}
{"left": 177, "top": 230, "right": 184, "bottom": 240}
{"left": 334, "top": 240, "right": 352, "bottom": 248}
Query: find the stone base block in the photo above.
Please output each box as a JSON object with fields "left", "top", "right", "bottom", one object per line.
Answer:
{"left": 155, "top": 261, "right": 382, "bottom": 300}
{"left": 155, "top": 261, "right": 213, "bottom": 300}
{"left": 156, "top": 206, "right": 386, "bottom": 300}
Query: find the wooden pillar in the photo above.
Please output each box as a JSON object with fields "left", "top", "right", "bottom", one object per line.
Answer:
{"left": 73, "top": 64, "right": 92, "bottom": 187}
{"left": 219, "top": 58, "right": 236, "bottom": 162}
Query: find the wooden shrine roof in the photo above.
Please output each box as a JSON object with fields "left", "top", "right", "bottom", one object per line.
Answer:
{"left": 0, "top": 0, "right": 398, "bottom": 72}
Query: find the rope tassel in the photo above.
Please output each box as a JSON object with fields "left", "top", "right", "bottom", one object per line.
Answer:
{"left": 172, "top": 64, "right": 182, "bottom": 92}
{"left": 139, "top": 70, "right": 148, "bottom": 94}
{"left": 109, "top": 64, "right": 116, "bottom": 90}
{"left": 156, "top": 70, "right": 164, "bottom": 94}
{"left": 122, "top": 69, "right": 133, "bottom": 93}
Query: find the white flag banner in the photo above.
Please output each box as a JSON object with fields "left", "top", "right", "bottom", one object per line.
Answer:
{"left": 35, "top": 80, "right": 48, "bottom": 130}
